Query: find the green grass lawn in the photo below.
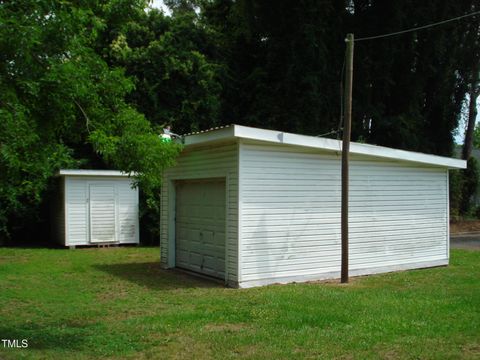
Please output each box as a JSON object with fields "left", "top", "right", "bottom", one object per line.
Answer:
{"left": 0, "top": 247, "right": 478, "bottom": 360}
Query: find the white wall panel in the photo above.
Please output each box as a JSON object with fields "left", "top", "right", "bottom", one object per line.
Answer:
{"left": 65, "top": 177, "right": 138, "bottom": 246}
{"left": 117, "top": 181, "right": 139, "bottom": 244}
{"left": 238, "top": 141, "right": 448, "bottom": 286}
{"left": 65, "top": 178, "right": 88, "bottom": 245}
{"left": 160, "top": 142, "right": 238, "bottom": 283}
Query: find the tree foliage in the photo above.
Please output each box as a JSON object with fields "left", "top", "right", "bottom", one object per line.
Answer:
{"left": 450, "top": 157, "right": 480, "bottom": 218}
{"left": 351, "top": 1, "right": 479, "bottom": 156}
{"left": 198, "top": 0, "right": 479, "bottom": 155}
{"left": 199, "top": 0, "right": 346, "bottom": 135}
{"left": 1, "top": 0, "right": 479, "bottom": 240}
{"left": 103, "top": 5, "right": 223, "bottom": 241}
{"left": 0, "top": 1, "right": 182, "bottom": 240}
{"left": 108, "top": 8, "right": 223, "bottom": 134}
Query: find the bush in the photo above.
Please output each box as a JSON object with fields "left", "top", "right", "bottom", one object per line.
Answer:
{"left": 449, "top": 169, "right": 462, "bottom": 220}
{"left": 450, "top": 157, "right": 480, "bottom": 219}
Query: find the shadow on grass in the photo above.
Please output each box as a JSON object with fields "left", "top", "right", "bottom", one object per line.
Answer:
{"left": 93, "top": 262, "right": 222, "bottom": 290}
{"left": 0, "top": 323, "right": 86, "bottom": 351}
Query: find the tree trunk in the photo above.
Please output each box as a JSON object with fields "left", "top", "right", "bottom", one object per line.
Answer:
{"left": 462, "top": 69, "right": 480, "bottom": 160}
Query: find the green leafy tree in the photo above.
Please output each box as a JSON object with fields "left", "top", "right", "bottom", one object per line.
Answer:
{"left": 473, "top": 121, "right": 480, "bottom": 149}
{"left": 108, "top": 8, "right": 223, "bottom": 134}
{"left": 0, "top": 1, "right": 181, "bottom": 241}
{"left": 103, "top": 5, "right": 224, "bottom": 242}
{"left": 351, "top": 0, "right": 479, "bottom": 156}
{"left": 200, "top": 0, "right": 346, "bottom": 135}
{"left": 200, "top": 0, "right": 478, "bottom": 157}
{"left": 460, "top": 157, "right": 480, "bottom": 215}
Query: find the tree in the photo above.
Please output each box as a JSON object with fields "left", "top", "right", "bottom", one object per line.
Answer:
{"left": 200, "top": 0, "right": 346, "bottom": 135}
{"left": 348, "top": 0, "right": 478, "bottom": 156}
{"left": 462, "top": 68, "right": 480, "bottom": 160}
{"left": 0, "top": 1, "right": 182, "bottom": 241}
{"left": 200, "top": 0, "right": 479, "bottom": 157}
{"left": 108, "top": 8, "right": 223, "bottom": 134}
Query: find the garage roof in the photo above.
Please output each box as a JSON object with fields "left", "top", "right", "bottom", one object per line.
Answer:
{"left": 182, "top": 125, "right": 466, "bottom": 169}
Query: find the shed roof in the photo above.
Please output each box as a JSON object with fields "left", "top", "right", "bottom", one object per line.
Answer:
{"left": 182, "top": 125, "right": 466, "bottom": 169}
{"left": 58, "top": 169, "right": 132, "bottom": 177}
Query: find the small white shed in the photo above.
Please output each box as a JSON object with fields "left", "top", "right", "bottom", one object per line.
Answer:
{"left": 160, "top": 125, "right": 466, "bottom": 288}
{"left": 54, "top": 170, "right": 139, "bottom": 247}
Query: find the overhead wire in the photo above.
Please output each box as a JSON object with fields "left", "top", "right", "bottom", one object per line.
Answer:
{"left": 317, "top": 129, "right": 338, "bottom": 137}
{"left": 333, "top": 9, "right": 480, "bottom": 143}
{"left": 353, "top": 10, "right": 480, "bottom": 42}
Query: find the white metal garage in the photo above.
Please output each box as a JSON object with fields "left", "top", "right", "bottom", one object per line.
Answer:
{"left": 53, "top": 170, "right": 139, "bottom": 247}
{"left": 160, "top": 125, "right": 466, "bottom": 288}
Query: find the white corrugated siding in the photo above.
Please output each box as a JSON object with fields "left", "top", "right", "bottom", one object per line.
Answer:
{"left": 238, "top": 141, "right": 448, "bottom": 285}
{"left": 65, "top": 177, "right": 139, "bottom": 246}
{"left": 117, "top": 181, "right": 139, "bottom": 244}
{"left": 65, "top": 177, "right": 89, "bottom": 245}
{"left": 89, "top": 184, "right": 117, "bottom": 243}
{"left": 160, "top": 142, "right": 238, "bottom": 283}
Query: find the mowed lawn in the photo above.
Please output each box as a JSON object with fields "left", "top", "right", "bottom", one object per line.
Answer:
{"left": 0, "top": 247, "right": 478, "bottom": 360}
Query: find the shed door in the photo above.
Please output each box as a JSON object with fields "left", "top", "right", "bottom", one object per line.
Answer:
{"left": 89, "top": 184, "right": 117, "bottom": 243}
{"left": 175, "top": 179, "right": 226, "bottom": 279}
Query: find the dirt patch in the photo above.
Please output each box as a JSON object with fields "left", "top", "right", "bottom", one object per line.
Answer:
{"left": 450, "top": 220, "right": 480, "bottom": 234}
{"left": 462, "top": 343, "right": 480, "bottom": 358}
{"left": 203, "top": 323, "right": 248, "bottom": 332}
{"left": 306, "top": 276, "right": 366, "bottom": 287}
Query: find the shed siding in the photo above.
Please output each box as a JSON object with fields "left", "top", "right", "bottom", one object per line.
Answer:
{"left": 160, "top": 142, "right": 238, "bottom": 283}
{"left": 65, "top": 176, "right": 139, "bottom": 246}
{"left": 117, "top": 181, "right": 140, "bottom": 244}
{"left": 238, "top": 142, "right": 448, "bottom": 285}
{"left": 65, "top": 177, "right": 89, "bottom": 246}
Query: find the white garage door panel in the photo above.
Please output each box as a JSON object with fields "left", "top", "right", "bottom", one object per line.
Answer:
{"left": 176, "top": 179, "right": 226, "bottom": 279}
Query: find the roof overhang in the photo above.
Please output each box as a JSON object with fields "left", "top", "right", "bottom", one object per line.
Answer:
{"left": 58, "top": 169, "right": 134, "bottom": 177}
{"left": 182, "top": 125, "right": 466, "bottom": 169}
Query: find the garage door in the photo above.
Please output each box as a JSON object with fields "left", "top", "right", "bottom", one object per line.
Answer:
{"left": 175, "top": 179, "right": 226, "bottom": 279}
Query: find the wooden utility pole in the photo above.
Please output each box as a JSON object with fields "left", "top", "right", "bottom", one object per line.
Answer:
{"left": 341, "top": 33, "right": 354, "bottom": 283}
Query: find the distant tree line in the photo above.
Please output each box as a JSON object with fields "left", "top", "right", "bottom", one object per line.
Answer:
{"left": 1, "top": 0, "right": 479, "bottom": 243}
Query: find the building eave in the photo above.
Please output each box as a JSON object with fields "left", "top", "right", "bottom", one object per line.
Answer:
{"left": 58, "top": 169, "right": 134, "bottom": 177}
{"left": 181, "top": 125, "right": 466, "bottom": 169}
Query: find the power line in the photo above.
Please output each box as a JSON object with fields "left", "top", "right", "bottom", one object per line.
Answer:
{"left": 354, "top": 10, "right": 480, "bottom": 42}
{"left": 317, "top": 129, "right": 339, "bottom": 137}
